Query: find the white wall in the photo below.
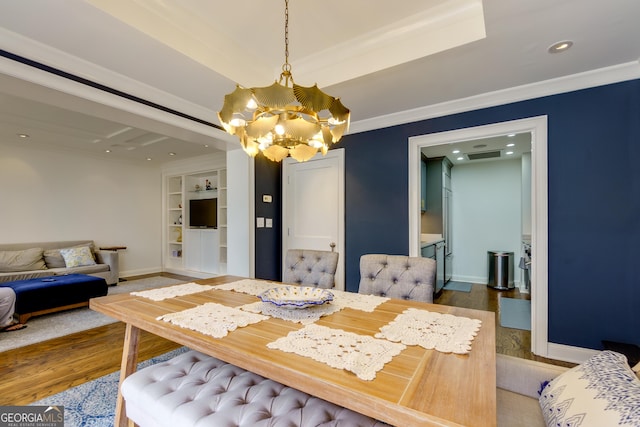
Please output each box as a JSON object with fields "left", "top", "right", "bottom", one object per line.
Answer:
{"left": 521, "top": 152, "right": 532, "bottom": 236}
{"left": 226, "top": 149, "right": 253, "bottom": 277}
{"left": 0, "top": 143, "right": 162, "bottom": 276}
{"left": 451, "top": 158, "right": 522, "bottom": 284}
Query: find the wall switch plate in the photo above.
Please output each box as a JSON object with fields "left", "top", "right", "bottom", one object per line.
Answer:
{"left": 263, "top": 195, "right": 272, "bottom": 203}
{"left": 266, "top": 218, "right": 273, "bottom": 228}
{"left": 256, "top": 217, "right": 265, "bottom": 228}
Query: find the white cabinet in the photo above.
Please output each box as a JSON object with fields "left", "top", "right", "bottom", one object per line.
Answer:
{"left": 184, "top": 229, "right": 219, "bottom": 274}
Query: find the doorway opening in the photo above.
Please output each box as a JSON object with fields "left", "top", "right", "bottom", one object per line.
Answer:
{"left": 408, "top": 116, "right": 549, "bottom": 356}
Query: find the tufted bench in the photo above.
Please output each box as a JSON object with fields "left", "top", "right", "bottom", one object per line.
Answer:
{"left": 282, "top": 249, "right": 339, "bottom": 289}
{"left": 122, "top": 349, "right": 388, "bottom": 427}
{"left": 358, "top": 254, "right": 436, "bottom": 303}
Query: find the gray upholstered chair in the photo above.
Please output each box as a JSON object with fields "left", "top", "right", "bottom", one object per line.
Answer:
{"left": 358, "top": 254, "right": 436, "bottom": 303}
{"left": 282, "top": 249, "right": 339, "bottom": 289}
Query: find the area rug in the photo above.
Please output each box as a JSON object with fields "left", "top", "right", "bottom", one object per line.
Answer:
{"left": 31, "top": 347, "right": 189, "bottom": 427}
{"left": 0, "top": 276, "right": 184, "bottom": 352}
{"left": 442, "top": 281, "right": 473, "bottom": 292}
{"left": 499, "top": 297, "right": 531, "bottom": 331}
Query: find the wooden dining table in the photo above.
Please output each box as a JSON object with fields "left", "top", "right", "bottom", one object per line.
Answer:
{"left": 90, "top": 275, "right": 496, "bottom": 427}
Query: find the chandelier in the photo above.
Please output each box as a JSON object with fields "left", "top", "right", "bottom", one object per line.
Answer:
{"left": 217, "top": 0, "right": 350, "bottom": 162}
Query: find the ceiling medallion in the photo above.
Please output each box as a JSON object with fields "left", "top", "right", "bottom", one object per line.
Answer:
{"left": 217, "top": 0, "right": 350, "bottom": 162}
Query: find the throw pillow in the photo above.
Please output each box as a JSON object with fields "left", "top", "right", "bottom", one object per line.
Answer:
{"left": 60, "top": 246, "right": 96, "bottom": 268}
{"left": 539, "top": 350, "right": 640, "bottom": 426}
{"left": 0, "top": 248, "right": 47, "bottom": 272}
{"left": 44, "top": 244, "right": 94, "bottom": 268}
{"left": 634, "top": 361, "right": 640, "bottom": 381}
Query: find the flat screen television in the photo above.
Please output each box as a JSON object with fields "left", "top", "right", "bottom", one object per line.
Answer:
{"left": 189, "top": 198, "right": 217, "bottom": 228}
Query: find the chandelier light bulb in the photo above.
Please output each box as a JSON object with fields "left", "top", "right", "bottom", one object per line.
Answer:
{"left": 246, "top": 98, "right": 258, "bottom": 110}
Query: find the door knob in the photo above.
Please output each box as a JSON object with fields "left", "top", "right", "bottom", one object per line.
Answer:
{"left": 330, "top": 242, "right": 336, "bottom": 252}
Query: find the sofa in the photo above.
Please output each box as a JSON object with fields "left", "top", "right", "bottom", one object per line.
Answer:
{"left": 0, "top": 240, "right": 119, "bottom": 285}
{"left": 497, "top": 351, "right": 640, "bottom": 426}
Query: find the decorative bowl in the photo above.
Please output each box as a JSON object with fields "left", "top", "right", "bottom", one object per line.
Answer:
{"left": 259, "top": 286, "right": 334, "bottom": 309}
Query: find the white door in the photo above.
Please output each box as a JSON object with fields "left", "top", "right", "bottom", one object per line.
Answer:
{"left": 282, "top": 149, "right": 345, "bottom": 290}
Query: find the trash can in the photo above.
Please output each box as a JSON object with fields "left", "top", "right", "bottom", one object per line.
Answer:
{"left": 487, "top": 251, "right": 514, "bottom": 290}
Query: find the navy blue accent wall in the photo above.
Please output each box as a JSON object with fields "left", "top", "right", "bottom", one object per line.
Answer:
{"left": 256, "top": 79, "right": 640, "bottom": 351}
{"left": 254, "top": 156, "right": 282, "bottom": 281}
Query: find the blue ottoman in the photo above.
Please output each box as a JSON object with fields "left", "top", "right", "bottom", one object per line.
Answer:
{"left": 0, "top": 274, "right": 107, "bottom": 323}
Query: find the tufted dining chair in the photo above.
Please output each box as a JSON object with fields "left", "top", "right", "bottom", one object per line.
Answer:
{"left": 358, "top": 254, "right": 436, "bottom": 303}
{"left": 282, "top": 249, "right": 339, "bottom": 289}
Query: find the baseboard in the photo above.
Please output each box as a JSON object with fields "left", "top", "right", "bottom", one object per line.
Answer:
{"left": 451, "top": 274, "right": 486, "bottom": 284}
{"left": 451, "top": 274, "right": 522, "bottom": 289}
{"left": 161, "top": 267, "right": 220, "bottom": 280}
{"left": 545, "top": 342, "right": 600, "bottom": 364}
{"left": 120, "top": 267, "right": 162, "bottom": 278}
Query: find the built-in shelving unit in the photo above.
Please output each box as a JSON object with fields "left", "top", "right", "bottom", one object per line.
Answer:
{"left": 163, "top": 167, "right": 227, "bottom": 276}
{"left": 218, "top": 169, "right": 227, "bottom": 273}
{"left": 166, "top": 175, "right": 184, "bottom": 271}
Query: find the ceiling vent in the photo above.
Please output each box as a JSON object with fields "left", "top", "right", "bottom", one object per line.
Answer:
{"left": 467, "top": 150, "right": 501, "bottom": 160}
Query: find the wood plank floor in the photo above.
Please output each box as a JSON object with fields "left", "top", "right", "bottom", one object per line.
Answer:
{"left": 1, "top": 274, "right": 572, "bottom": 406}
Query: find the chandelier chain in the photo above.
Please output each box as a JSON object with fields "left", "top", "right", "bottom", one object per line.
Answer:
{"left": 282, "top": 0, "right": 292, "bottom": 77}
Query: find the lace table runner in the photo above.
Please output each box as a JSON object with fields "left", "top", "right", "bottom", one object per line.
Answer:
{"left": 131, "top": 282, "right": 215, "bottom": 301}
{"left": 375, "top": 308, "right": 481, "bottom": 354}
{"left": 267, "top": 324, "right": 405, "bottom": 380}
{"left": 157, "top": 303, "right": 269, "bottom": 338}
{"left": 213, "top": 279, "right": 288, "bottom": 296}
{"left": 330, "top": 290, "right": 389, "bottom": 312}
{"left": 240, "top": 301, "right": 342, "bottom": 324}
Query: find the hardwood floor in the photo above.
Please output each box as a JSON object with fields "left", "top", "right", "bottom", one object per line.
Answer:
{"left": 1, "top": 274, "right": 571, "bottom": 406}
{"left": 435, "top": 282, "right": 574, "bottom": 367}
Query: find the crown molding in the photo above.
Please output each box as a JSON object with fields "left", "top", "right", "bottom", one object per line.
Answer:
{"left": 350, "top": 60, "right": 640, "bottom": 135}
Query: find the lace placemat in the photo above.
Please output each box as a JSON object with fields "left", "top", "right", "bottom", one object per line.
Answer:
{"left": 157, "top": 303, "right": 269, "bottom": 338}
{"left": 213, "top": 279, "right": 288, "bottom": 296}
{"left": 330, "top": 290, "right": 389, "bottom": 312}
{"left": 131, "top": 282, "right": 215, "bottom": 301}
{"left": 267, "top": 324, "right": 405, "bottom": 380}
{"left": 375, "top": 308, "right": 481, "bottom": 354}
{"left": 240, "top": 301, "right": 342, "bottom": 324}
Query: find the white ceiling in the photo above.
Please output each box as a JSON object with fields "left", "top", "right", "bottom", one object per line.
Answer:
{"left": 0, "top": 0, "right": 639, "bottom": 163}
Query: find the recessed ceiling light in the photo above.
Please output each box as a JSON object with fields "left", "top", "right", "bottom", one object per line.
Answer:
{"left": 507, "top": 134, "right": 515, "bottom": 137}
{"left": 548, "top": 40, "right": 573, "bottom": 54}
{"left": 204, "top": 145, "right": 209, "bottom": 148}
{"left": 105, "top": 149, "right": 111, "bottom": 153}
{"left": 168, "top": 152, "right": 176, "bottom": 156}
{"left": 457, "top": 156, "right": 464, "bottom": 161}
{"left": 146, "top": 157, "right": 152, "bottom": 161}
{"left": 17, "top": 133, "right": 29, "bottom": 138}
{"left": 452, "top": 149, "right": 460, "bottom": 154}
{"left": 507, "top": 143, "right": 515, "bottom": 147}
{"left": 506, "top": 151, "right": 514, "bottom": 155}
